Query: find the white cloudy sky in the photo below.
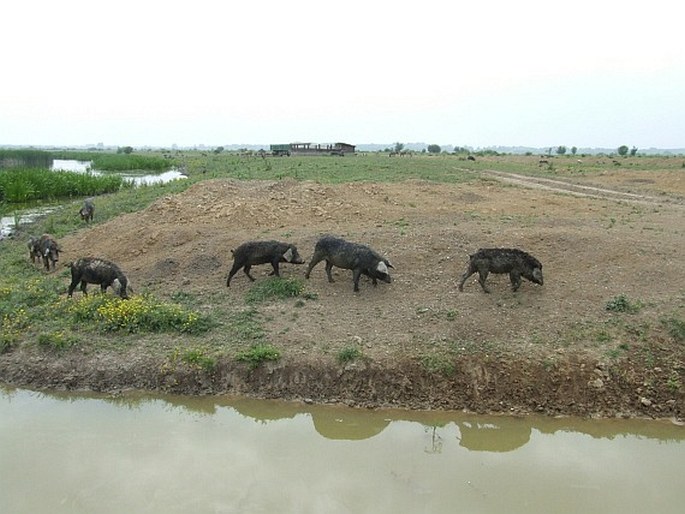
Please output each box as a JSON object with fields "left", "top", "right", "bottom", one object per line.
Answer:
{"left": 2, "top": 0, "right": 683, "bottom": 149}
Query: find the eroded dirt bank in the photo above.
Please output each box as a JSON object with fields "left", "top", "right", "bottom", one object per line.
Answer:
{"left": 0, "top": 348, "right": 681, "bottom": 418}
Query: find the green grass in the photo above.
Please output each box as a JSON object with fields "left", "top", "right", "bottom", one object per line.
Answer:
{"left": 605, "top": 294, "right": 642, "bottom": 314}
{"left": 337, "top": 346, "right": 363, "bottom": 364}
{"left": 236, "top": 343, "right": 281, "bottom": 369}
{"left": 420, "top": 353, "right": 456, "bottom": 376}
{"left": 59, "top": 293, "right": 212, "bottom": 334}
{"left": 37, "top": 331, "right": 78, "bottom": 351}
{"left": 245, "top": 276, "right": 308, "bottom": 304}
{"left": 662, "top": 316, "right": 685, "bottom": 342}
{"left": 178, "top": 348, "right": 217, "bottom": 371}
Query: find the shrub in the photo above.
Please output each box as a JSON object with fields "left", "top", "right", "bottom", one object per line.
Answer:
{"left": 421, "top": 354, "right": 456, "bottom": 376}
{"left": 662, "top": 316, "right": 685, "bottom": 342}
{"left": 337, "top": 346, "right": 362, "bottom": 364}
{"left": 605, "top": 294, "right": 642, "bottom": 313}
{"left": 179, "top": 348, "right": 217, "bottom": 371}
{"left": 236, "top": 344, "right": 281, "bottom": 369}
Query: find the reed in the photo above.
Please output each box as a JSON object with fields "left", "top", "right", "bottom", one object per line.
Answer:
{"left": 90, "top": 154, "right": 169, "bottom": 172}
{"left": 0, "top": 149, "right": 52, "bottom": 169}
{"left": 0, "top": 168, "right": 129, "bottom": 203}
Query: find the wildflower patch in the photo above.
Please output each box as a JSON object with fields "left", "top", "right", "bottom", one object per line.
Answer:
{"left": 64, "top": 293, "right": 211, "bottom": 334}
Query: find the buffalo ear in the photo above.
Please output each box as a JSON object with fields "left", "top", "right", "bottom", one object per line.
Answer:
{"left": 376, "top": 261, "right": 389, "bottom": 274}
{"left": 283, "top": 247, "right": 294, "bottom": 263}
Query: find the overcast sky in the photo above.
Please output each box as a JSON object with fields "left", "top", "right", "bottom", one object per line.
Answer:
{"left": 2, "top": 0, "right": 683, "bottom": 149}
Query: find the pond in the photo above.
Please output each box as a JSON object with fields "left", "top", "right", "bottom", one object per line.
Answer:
{"left": 0, "top": 160, "right": 187, "bottom": 239}
{"left": 1, "top": 386, "right": 683, "bottom": 514}
{"left": 51, "top": 159, "right": 188, "bottom": 186}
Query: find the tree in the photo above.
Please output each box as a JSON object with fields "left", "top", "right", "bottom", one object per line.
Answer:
{"left": 427, "top": 144, "right": 441, "bottom": 154}
{"left": 214, "top": 146, "right": 224, "bottom": 154}
{"left": 393, "top": 142, "right": 404, "bottom": 153}
{"left": 556, "top": 146, "right": 567, "bottom": 155}
{"left": 117, "top": 146, "right": 133, "bottom": 154}
{"left": 630, "top": 146, "right": 638, "bottom": 156}
{"left": 571, "top": 146, "right": 577, "bottom": 155}
{"left": 617, "top": 145, "right": 629, "bottom": 156}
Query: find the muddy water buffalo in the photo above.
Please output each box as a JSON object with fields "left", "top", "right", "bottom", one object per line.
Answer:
{"left": 226, "top": 240, "right": 305, "bottom": 286}
{"left": 67, "top": 257, "right": 130, "bottom": 299}
{"left": 305, "top": 235, "right": 393, "bottom": 292}
{"left": 458, "top": 248, "right": 543, "bottom": 293}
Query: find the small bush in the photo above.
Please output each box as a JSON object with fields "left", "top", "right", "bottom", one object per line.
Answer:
{"left": 421, "top": 354, "right": 456, "bottom": 376}
{"left": 179, "top": 348, "right": 217, "bottom": 371}
{"left": 662, "top": 316, "right": 685, "bottom": 342}
{"left": 236, "top": 344, "right": 281, "bottom": 369}
{"left": 606, "top": 294, "right": 642, "bottom": 313}
{"left": 337, "top": 346, "right": 362, "bottom": 364}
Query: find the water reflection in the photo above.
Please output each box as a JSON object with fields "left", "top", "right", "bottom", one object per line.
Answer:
{"left": 2, "top": 386, "right": 684, "bottom": 514}
{"left": 5, "top": 386, "right": 683, "bottom": 448}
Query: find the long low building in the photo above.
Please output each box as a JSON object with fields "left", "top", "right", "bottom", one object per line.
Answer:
{"left": 270, "top": 142, "right": 355, "bottom": 156}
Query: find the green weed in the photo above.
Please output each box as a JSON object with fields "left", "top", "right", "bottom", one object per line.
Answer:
{"left": 245, "top": 277, "right": 307, "bottom": 304}
{"left": 37, "top": 331, "right": 77, "bottom": 351}
{"left": 236, "top": 343, "right": 281, "bottom": 369}
{"left": 666, "top": 373, "right": 681, "bottom": 392}
{"left": 420, "top": 354, "right": 456, "bottom": 376}
{"left": 179, "top": 348, "right": 217, "bottom": 371}
{"left": 662, "top": 316, "right": 685, "bottom": 342}
{"left": 337, "top": 346, "right": 363, "bottom": 364}
{"left": 605, "top": 294, "right": 642, "bottom": 313}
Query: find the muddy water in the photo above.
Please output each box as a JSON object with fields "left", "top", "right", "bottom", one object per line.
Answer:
{"left": 1, "top": 387, "right": 683, "bottom": 514}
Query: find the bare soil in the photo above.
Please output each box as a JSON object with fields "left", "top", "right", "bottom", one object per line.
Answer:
{"left": 2, "top": 164, "right": 684, "bottom": 419}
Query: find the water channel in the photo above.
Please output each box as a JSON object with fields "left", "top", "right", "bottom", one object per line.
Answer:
{"left": 0, "top": 160, "right": 186, "bottom": 239}
{"left": 1, "top": 385, "right": 683, "bottom": 513}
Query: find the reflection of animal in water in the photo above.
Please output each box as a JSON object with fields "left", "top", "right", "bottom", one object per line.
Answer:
{"left": 456, "top": 420, "right": 532, "bottom": 452}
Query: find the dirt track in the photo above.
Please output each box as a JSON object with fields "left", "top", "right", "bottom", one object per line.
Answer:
{"left": 2, "top": 166, "right": 684, "bottom": 418}
{"left": 480, "top": 169, "right": 685, "bottom": 206}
